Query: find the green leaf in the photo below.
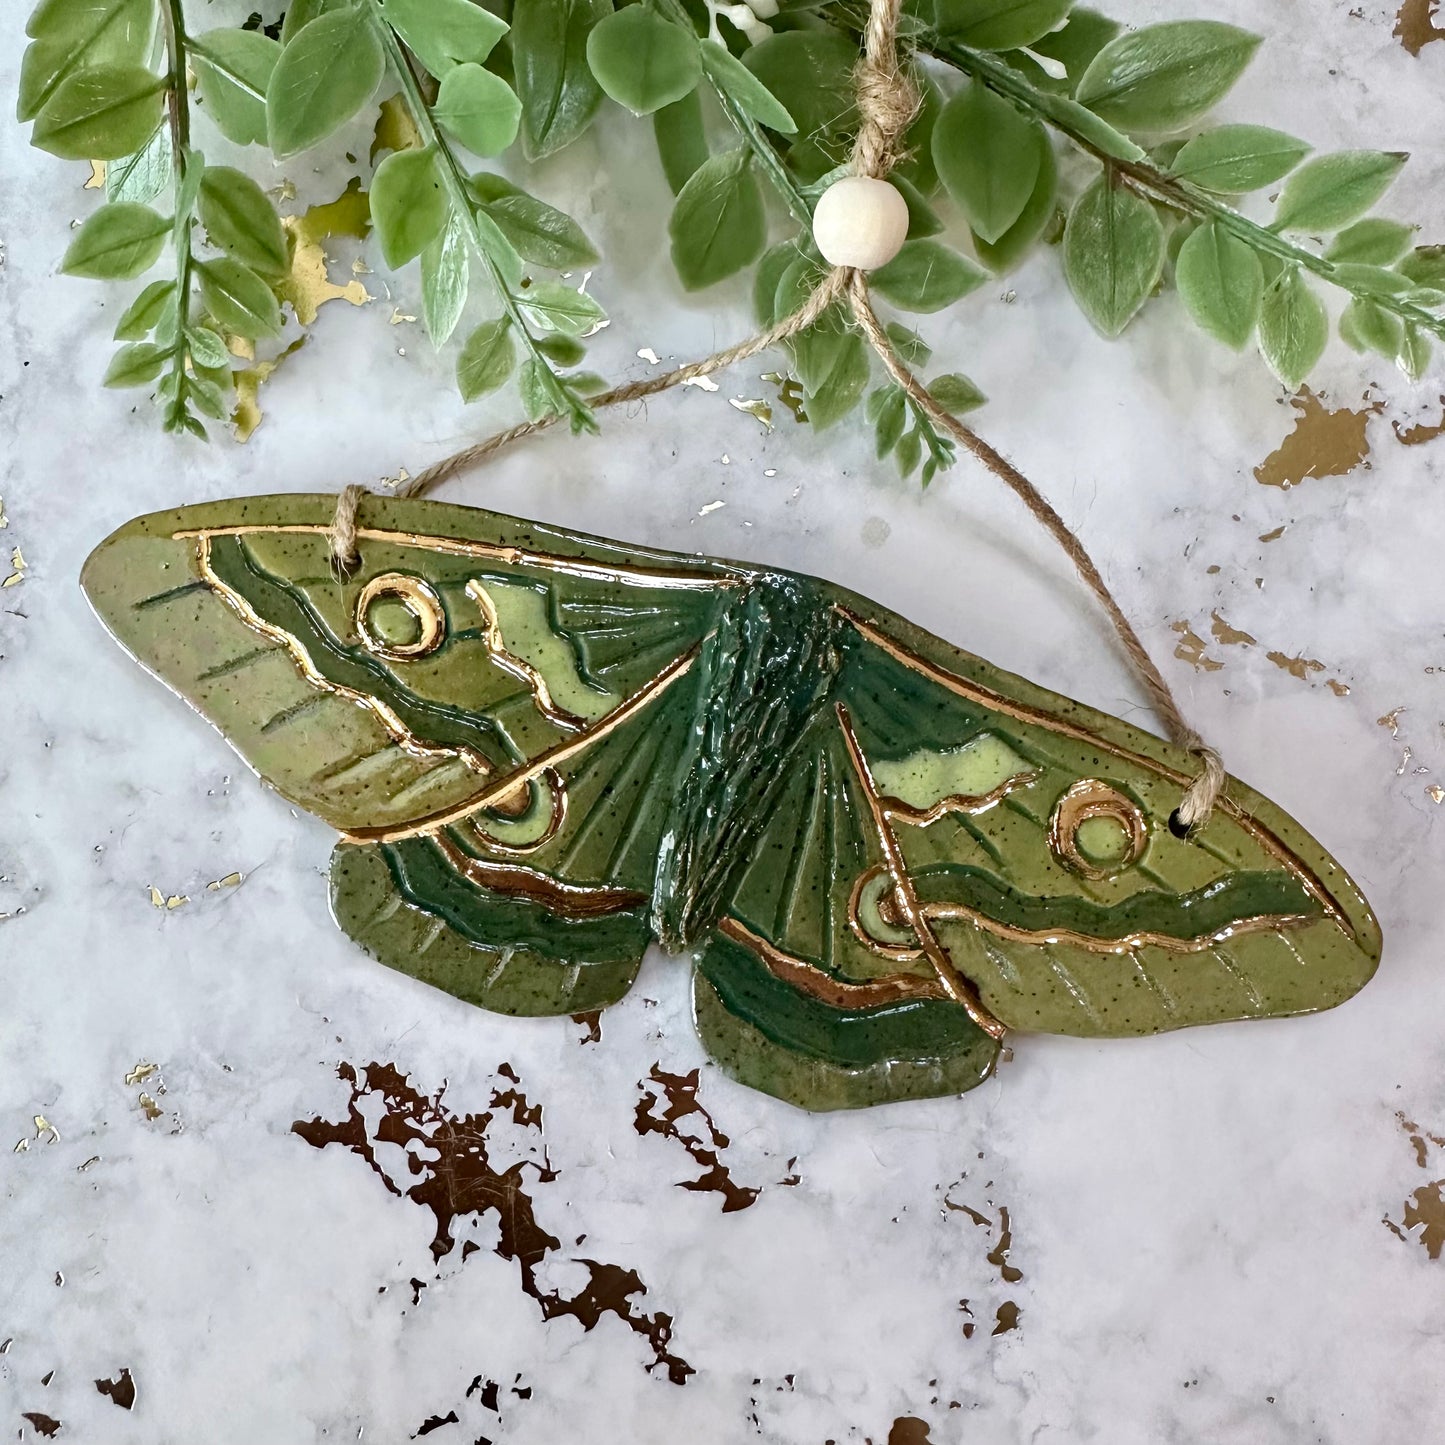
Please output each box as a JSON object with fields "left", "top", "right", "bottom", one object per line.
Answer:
{"left": 196, "top": 257, "right": 283, "bottom": 338}
{"left": 1399, "top": 246, "right": 1445, "bottom": 289}
{"left": 895, "top": 426, "right": 923, "bottom": 478}
{"left": 1399, "top": 324, "right": 1432, "bottom": 382}
{"left": 1062, "top": 175, "right": 1164, "bottom": 336}
{"left": 1257, "top": 266, "right": 1327, "bottom": 389}
{"left": 885, "top": 322, "right": 932, "bottom": 366}
{"left": 654, "top": 88, "right": 708, "bottom": 195}
{"left": 187, "top": 371, "right": 231, "bottom": 419}
{"left": 1170, "top": 124, "right": 1311, "bottom": 194}
{"left": 456, "top": 317, "right": 516, "bottom": 399}
{"left": 586, "top": 6, "right": 700, "bottom": 117}
{"left": 31, "top": 62, "right": 164, "bottom": 159}
{"left": 106, "top": 123, "right": 170, "bottom": 203}
{"left": 512, "top": 0, "right": 611, "bottom": 160}
{"left": 434, "top": 63, "right": 521, "bottom": 156}
{"left": 932, "top": 82, "right": 1043, "bottom": 245}
{"left": 928, "top": 373, "right": 987, "bottom": 413}
{"left": 870, "top": 241, "right": 988, "bottom": 313}
{"left": 266, "top": 7, "right": 384, "bottom": 158}
{"left": 1271, "top": 150, "right": 1407, "bottom": 233}
{"left": 420, "top": 219, "right": 469, "bottom": 348}
{"left": 483, "top": 193, "right": 599, "bottom": 269}
{"left": 517, "top": 280, "right": 606, "bottom": 335}
{"left": 668, "top": 147, "right": 766, "bottom": 292}
{"left": 185, "top": 325, "right": 230, "bottom": 369}
{"left": 198, "top": 166, "right": 289, "bottom": 277}
{"left": 1174, "top": 220, "right": 1263, "bottom": 349}
{"left": 803, "top": 328, "right": 870, "bottom": 430}
{"left": 871, "top": 385, "right": 907, "bottom": 455}
{"left": 371, "top": 145, "right": 448, "bottom": 269}
{"left": 18, "top": 0, "right": 156, "bottom": 122}
{"left": 698, "top": 40, "right": 794, "bottom": 134}
{"left": 535, "top": 333, "right": 586, "bottom": 366}
{"left": 931, "top": 0, "right": 1074, "bottom": 51}
{"left": 380, "top": 0, "right": 508, "bottom": 77}
{"left": 895, "top": 175, "right": 943, "bottom": 239}
{"left": 113, "top": 278, "right": 174, "bottom": 338}
{"left": 1329, "top": 263, "right": 1411, "bottom": 295}
{"left": 471, "top": 206, "right": 525, "bottom": 289}
{"left": 61, "top": 202, "right": 169, "bottom": 279}
{"left": 1342, "top": 298, "right": 1403, "bottom": 360}
{"left": 1325, "top": 218, "right": 1416, "bottom": 266}
{"left": 191, "top": 29, "right": 281, "bottom": 146}
{"left": 1076, "top": 21, "right": 1260, "bottom": 133}
{"left": 518, "top": 357, "right": 559, "bottom": 420}
{"left": 754, "top": 239, "right": 805, "bottom": 325}
{"left": 742, "top": 30, "right": 856, "bottom": 141}
{"left": 973, "top": 130, "right": 1058, "bottom": 273}
{"left": 102, "top": 341, "right": 167, "bottom": 387}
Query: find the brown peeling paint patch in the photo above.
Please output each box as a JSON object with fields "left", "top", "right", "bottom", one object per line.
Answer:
{"left": 21, "top": 1414, "right": 62, "bottom": 1438}
{"left": 570, "top": 1010, "right": 603, "bottom": 1045}
{"left": 1254, "top": 389, "right": 1383, "bottom": 489}
{"left": 1258, "top": 524, "right": 1287, "bottom": 543}
{"left": 986, "top": 1207, "right": 1023, "bottom": 1285}
{"left": 1171, "top": 621, "right": 1222, "bottom": 672}
{"left": 95, "top": 1367, "right": 136, "bottom": 1410}
{"left": 413, "top": 1411, "right": 459, "bottom": 1437}
{"left": 293, "top": 1061, "right": 693, "bottom": 1383}
{"left": 888, "top": 1419, "right": 935, "bottom": 1444}
{"left": 1393, "top": 396, "right": 1445, "bottom": 446}
{"left": 1210, "top": 611, "right": 1257, "bottom": 647}
{"left": 490, "top": 1063, "right": 542, "bottom": 1130}
{"left": 1395, "top": 0, "right": 1445, "bottom": 54}
{"left": 1266, "top": 650, "right": 1326, "bottom": 681}
{"left": 634, "top": 1065, "right": 761, "bottom": 1213}
{"left": 992, "top": 1301, "right": 1021, "bottom": 1335}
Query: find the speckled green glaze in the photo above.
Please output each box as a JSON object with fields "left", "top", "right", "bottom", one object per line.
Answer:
{"left": 82, "top": 495, "right": 1381, "bottom": 1111}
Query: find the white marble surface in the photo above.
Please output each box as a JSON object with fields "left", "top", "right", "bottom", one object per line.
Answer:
{"left": 3, "top": 3, "right": 1445, "bottom": 1441}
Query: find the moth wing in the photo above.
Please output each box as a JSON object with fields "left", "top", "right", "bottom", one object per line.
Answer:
{"left": 693, "top": 697, "right": 1003, "bottom": 1112}
{"left": 83, "top": 494, "right": 730, "bottom": 1014}
{"left": 820, "top": 591, "right": 1381, "bottom": 1039}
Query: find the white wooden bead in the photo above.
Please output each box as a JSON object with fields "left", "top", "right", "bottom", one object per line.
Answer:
{"left": 811, "top": 176, "right": 909, "bottom": 270}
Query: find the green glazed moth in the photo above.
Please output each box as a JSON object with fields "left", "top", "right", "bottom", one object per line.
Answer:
{"left": 82, "top": 495, "right": 1380, "bottom": 1110}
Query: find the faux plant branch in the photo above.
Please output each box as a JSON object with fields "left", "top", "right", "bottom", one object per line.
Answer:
{"left": 18, "top": 0, "right": 1444, "bottom": 451}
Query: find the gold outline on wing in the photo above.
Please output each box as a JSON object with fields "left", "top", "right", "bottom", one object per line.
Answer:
{"left": 880, "top": 771, "right": 1041, "bottom": 827}
{"left": 431, "top": 829, "right": 644, "bottom": 918}
{"left": 718, "top": 917, "right": 947, "bottom": 1008}
{"left": 465, "top": 579, "right": 588, "bottom": 732}
{"left": 195, "top": 534, "right": 493, "bottom": 780}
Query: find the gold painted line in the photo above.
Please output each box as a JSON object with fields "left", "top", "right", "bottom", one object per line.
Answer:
{"left": 924, "top": 900, "right": 1318, "bottom": 956}
{"left": 465, "top": 579, "right": 587, "bottom": 732}
{"left": 880, "top": 771, "right": 1042, "bottom": 827}
{"left": 175, "top": 524, "right": 742, "bottom": 590}
{"left": 838, "top": 608, "right": 1354, "bottom": 929}
{"left": 195, "top": 535, "right": 493, "bottom": 780}
{"left": 340, "top": 646, "right": 700, "bottom": 844}
{"left": 835, "top": 703, "right": 1008, "bottom": 1040}
{"left": 718, "top": 917, "right": 948, "bottom": 1008}
{"left": 431, "top": 830, "right": 644, "bottom": 918}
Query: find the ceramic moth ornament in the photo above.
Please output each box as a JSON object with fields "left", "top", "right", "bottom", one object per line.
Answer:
{"left": 83, "top": 496, "right": 1381, "bottom": 1110}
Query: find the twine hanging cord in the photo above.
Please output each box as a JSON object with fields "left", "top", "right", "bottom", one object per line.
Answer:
{"left": 331, "top": 0, "right": 1224, "bottom": 831}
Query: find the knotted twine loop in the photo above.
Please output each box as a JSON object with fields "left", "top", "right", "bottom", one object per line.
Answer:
{"left": 330, "top": 0, "right": 1225, "bottom": 830}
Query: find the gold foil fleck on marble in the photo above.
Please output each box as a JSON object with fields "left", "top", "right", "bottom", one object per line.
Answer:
{"left": 729, "top": 397, "right": 774, "bottom": 430}
{"left": 1394, "top": 0, "right": 1445, "bottom": 55}
{"left": 125, "top": 1062, "right": 158, "bottom": 1086}
{"left": 138, "top": 1093, "right": 163, "bottom": 1121}
{"left": 1254, "top": 388, "right": 1383, "bottom": 489}
{"left": 84, "top": 160, "right": 107, "bottom": 189}
{"left": 1171, "top": 621, "right": 1222, "bottom": 672}
{"left": 1210, "top": 611, "right": 1257, "bottom": 647}
{"left": 1266, "top": 650, "right": 1326, "bottom": 681}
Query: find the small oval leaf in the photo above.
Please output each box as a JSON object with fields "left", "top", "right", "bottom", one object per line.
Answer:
{"left": 1062, "top": 175, "right": 1165, "bottom": 336}
{"left": 61, "top": 201, "right": 169, "bottom": 279}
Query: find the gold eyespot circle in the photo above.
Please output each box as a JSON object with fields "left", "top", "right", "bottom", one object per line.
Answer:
{"left": 847, "top": 864, "right": 922, "bottom": 960}
{"left": 1048, "top": 779, "right": 1147, "bottom": 880}
{"left": 355, "top": 573, "right": 446, "bottom": 661}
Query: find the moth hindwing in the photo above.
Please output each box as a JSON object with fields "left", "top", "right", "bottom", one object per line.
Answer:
{"left": 83, "top": 494, "right": 1381, "bottom": 1111}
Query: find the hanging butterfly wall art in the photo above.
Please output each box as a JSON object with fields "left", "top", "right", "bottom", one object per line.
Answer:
{"left": 82, "top": 496, "right": 1381, "bottom": 1110}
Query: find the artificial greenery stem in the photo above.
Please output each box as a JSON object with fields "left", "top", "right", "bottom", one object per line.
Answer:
{"left": 159, "top": 0, "right": 199, "bottom": 431}
{"left": 363, "top": 0, "right": 596, "bottom": 432}
{"left": 913, "top": 31, "right": 1445, "bottom": 344}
